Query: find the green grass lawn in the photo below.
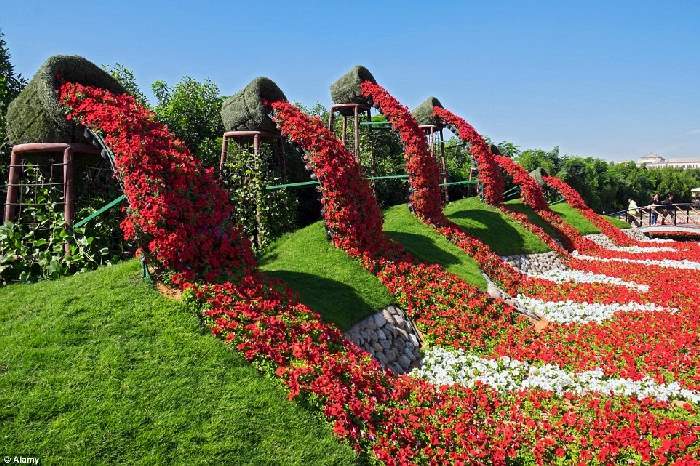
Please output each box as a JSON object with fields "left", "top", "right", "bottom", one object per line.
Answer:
{"left": 549, "top": 202, "right": 630, "bottom": 234}
{"left": 382, "top": 204, "right": 487, "bottom": 289}
{"left": 445, "top": 197, "right": 551, "bottom": 255}
{"left": 0, "top": 261, "right": 355, "bottom": 465}
{"left": 260, "top": 222, "right": 393, "bottom": 330}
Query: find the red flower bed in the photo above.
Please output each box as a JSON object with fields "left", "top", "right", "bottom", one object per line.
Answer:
{"left": 494, "top": 155, "right": 549, "bottom": 211}
{"left": 432, "top": 106, "right": 505, "bottom": 205}
{"left": 360, "top": 81, "right": 444, "bottom": 223}
{"left": 59, "top": 82, "right": 255, "bottom": 284}
{"left": 60, "top": 82, "right": 700, "bottom": 464}
{"left": 269, "top": 100, "right": 392, "bottom": 258}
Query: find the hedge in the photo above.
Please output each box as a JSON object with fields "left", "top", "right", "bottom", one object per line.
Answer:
{"left": 221, "top": 77, "right": 286, "bottom": 133}
{"left": 5, "top": 55, "right": 125, "bottom": 144}
{"left": 330, "top": 65, "right": 375, "bottom": 113}
{"left": 411, "top": 96, "right": 444, "bottom": 128}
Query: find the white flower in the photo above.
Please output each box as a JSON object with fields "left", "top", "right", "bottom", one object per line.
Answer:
{"left": 413, "top": 347, "right": 700, "bottom": 404}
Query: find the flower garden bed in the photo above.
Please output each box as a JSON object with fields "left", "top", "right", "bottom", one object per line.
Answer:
{"left": 5, "top": 57, "right": 699, "bottom": 464}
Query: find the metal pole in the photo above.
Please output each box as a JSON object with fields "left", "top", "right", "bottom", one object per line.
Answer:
{"left": 4, "top": 148, "right": 19, "bottom": 223}
{"left": 327, "top": 110, "right": 335, "bottom": 131}
{"left": 353, "top": 105, "right": 360, "bottom": 163}
{"left": 219, "top": 136, "right": 229, "bottom": 176}
{"left": 439, "top": 128, "right": 448, "bottom": 202}
{"left": 253, "top": 133, "right": 262, "bottom": 249}
{"left": 63, "top": 146, "right": 74, "bottom": 226}
{"left": 342, "top": 116, "right": 347, "bottom": 145}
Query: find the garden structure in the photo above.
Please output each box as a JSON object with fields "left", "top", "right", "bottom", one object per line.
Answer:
{"left": 3, "top": 56, "right": 123, "bottom": 229}
{"left": 4, "top": 54, "right": 700, "bottom": 465}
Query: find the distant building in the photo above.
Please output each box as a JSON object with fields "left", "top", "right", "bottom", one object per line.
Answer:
{"left": 638, "top": 153, "right": 700, "bottom": 169}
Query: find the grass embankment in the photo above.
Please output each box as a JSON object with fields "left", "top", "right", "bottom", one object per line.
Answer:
{"left": 383, "top": 204, "right": 487, "bottom": 289}
{"left": 446, "top": 198, "right": 551, "bottom": 255}
{"left": 550, "top": 202, "right": 630, "bottom": 234}
{"left": 0, "top": 261, "right": 355, "bottom": 464}
{"left": 260, "top": 222, "right": 393, "bottom": 330}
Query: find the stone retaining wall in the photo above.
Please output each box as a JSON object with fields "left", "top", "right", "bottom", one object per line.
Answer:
{"left": 501, "top": 251, "right": 565, "bottom": 275}
{"left": 344, "top": 305, "right": 422, "bottom": 374}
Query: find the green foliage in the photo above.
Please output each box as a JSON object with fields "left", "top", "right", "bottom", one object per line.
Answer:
{"left": 152, "top": 77, "right": 224, "bottom": 167}
{"left": 0, "top": 166, "right": 123, "bottom": 285}
{"left": 516, "top": 146, "right": 700, "bottom": 212}
{"left": 0, "top": 260, "right": 356, "bottom": 464}
{"left": 5, "top": 55, "right": 124, "bottom": 145}
{"left": 0, "top": 165, "right": 129, "bottom": 285}
{"left": 260, "top": 221, "right": 393, "bottom": 330}
{"left": 221, "top": 141, "right": 297, "bottom": 252}
{"left": 102, "top": 63, "right": 149, "bottom": 106}
{"left": 1, "top": 29, "right": 26, "bottom": 187}
{"left": 383, "top": 204, "right": 487, "bottom": 289}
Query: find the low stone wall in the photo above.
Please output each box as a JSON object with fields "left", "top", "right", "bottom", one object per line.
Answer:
{"left": 501, "top": 252, "right": 565, "bottom": 275}
{"left": 344, "top": 305, "right": 422, "bottom": 374}
{"left": 585, "top": 233, "right": 617, "bottom": 248}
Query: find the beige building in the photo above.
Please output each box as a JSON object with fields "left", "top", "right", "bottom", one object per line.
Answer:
{"left": 638, "top": 153, "right": 700, "bottom": 169}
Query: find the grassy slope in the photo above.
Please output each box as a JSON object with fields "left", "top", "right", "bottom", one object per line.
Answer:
{"left": 445, "top": 197, "right": 551, "bottom": 255}
{"left": 260, "top": 222, "right": 393, "bottom": 330}
{"left": 0, "top": 261, "right": 355, "bottom": 465}
{"left": 550, "top": 202, "right": 630, "bottom": 234}
{"left": 383, "top": 204, "right": 487, "bottom": 289}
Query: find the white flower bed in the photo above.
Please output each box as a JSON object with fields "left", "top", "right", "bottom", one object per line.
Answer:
{"left": 527, "top": 268, "right": 648, "bottom": 291}
{"left": 414, "top": 347, "right": 700, "bottom": 403}
{"left": 572, "top": 251, "right": 700, "bottom": 270}
{"left": 604, "top": 245, "right": 676, "bottom": 253}
{"left": 511, "top": 295, "right": 674, "bottom": 324}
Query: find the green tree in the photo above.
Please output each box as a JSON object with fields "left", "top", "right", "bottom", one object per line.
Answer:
{"left": 516, "top": 146, "right": 561, "bottom": 174}
{"left": 1, "top": 29, "right": 26, "bottom": 188}
{"left": 151, "top": 77, "right": 223, "bottom": 167}
{"left": 102, "top": 63, "right": 148, "bottom": 107}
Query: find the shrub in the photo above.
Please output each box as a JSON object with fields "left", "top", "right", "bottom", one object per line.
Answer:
{"left": 152, "top": 77, "right": 224, "bottom": 168}
{"left": 0, "top": 166, "right": 123, "bottom": 285}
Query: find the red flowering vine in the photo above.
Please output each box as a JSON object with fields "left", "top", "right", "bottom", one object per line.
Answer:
{"left": 360, "top": 81, "right": 444, "bottom": 223}
{"left": 432, "top": 106, "right": 505, "bottom": 205}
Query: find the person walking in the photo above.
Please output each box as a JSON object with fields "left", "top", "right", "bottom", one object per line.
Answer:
{"left": 627, "top": 198, "right": 639, "bottom": 226}
{"left": 661, "top": 193, "right": 674, "bottom": 225}
{"left": 650, "top": 193, "right": 660, "bottom": 225}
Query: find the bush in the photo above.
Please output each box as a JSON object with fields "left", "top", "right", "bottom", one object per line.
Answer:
{"left": 152, "top": 77, "right": 224, "bottom": 168}
{"left": 5, "top": 55, "right": 124, "bottom": 144}
{"left": 0, "top": 165, "right": 124, "bottom": 285}
{"left": 220, "top": 140, "right": 297, "bottom": 253}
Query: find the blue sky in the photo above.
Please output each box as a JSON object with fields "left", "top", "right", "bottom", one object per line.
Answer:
{"left": 2, "top": 0, "right": 699, "bottom": 161}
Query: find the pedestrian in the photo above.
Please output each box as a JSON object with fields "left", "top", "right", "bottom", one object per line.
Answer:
{"left": 649, "top": 193, "right": 660, "bottom": 225}
{"left": 661, "top": 193, "right": 674, "bottom": 225}
{"left": 627, "top": 198, "right": 639, "bottom": 226}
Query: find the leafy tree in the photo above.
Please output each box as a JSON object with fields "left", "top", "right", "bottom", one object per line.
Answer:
{"left": 1, "top": 29, "right": 26, "bottom": 190}
{"left": 151, "top": 77, "right": 223, "bottom": 167}
{"left": 516, "top": 146, "right": 561, "bottom": 175}
{"left": 102, "top": 63, "right": 149, "bottom": 107}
